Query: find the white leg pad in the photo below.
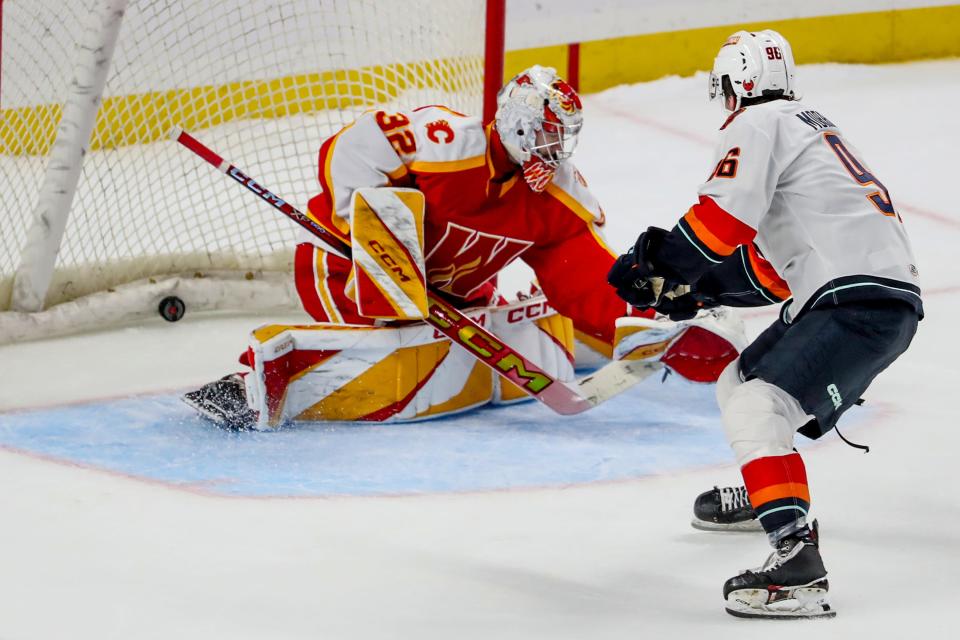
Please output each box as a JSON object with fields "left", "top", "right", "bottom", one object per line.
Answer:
{"left": 721, "top": 372, "right": 813, "bottom": 467}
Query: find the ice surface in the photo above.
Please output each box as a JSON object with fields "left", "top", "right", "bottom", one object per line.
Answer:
{"left": 1, "top": 375, "right": 874, "bottom": 497}
{"left": 0, "top": 61, "right": 958, "bottom": 638}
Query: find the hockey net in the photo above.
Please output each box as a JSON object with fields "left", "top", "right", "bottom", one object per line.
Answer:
{"left": 0, "top": 0, "right": 496, "bottom": 342}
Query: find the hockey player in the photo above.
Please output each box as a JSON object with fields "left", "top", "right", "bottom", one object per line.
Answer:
{"left": 607, "top": 31, "right": 921, "bottom": 618}
{"left": 184, "top": 66, "right": 741, "bottom": 429}
{"left": 294, "top": 65, "right": 631, "bottom": 346}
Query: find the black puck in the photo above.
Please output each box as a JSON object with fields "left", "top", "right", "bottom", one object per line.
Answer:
{"left": 158, "top": 296, "right": 186, "bottom": 322}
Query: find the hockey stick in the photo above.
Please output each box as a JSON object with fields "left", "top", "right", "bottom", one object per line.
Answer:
{"left": 170, "top": 126, "right": 661, "bottom": 415}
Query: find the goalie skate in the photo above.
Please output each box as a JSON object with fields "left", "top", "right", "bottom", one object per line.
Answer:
{"left": 182, "top": 374, "right": 257, "bottom": 430}
{"left": 692, "top": 485, "right": 763, "bottom": 532}
{"left": 723, "top": 522, "right": 836, "bottom": 619}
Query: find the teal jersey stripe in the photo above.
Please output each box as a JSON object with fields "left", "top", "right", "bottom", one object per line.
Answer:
{"left": 757, "top": 504, "right": 808, "bottom": 520}
{"left": 677, "top": 222, "right": 723, "bottom": 264}
{"left": 811, "top": 281, "right": 922, "bottom": 307}
{"left": 738, "top": 245, "right": 779, "bottom": 304}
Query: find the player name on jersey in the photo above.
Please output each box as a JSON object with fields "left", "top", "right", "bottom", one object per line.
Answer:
{"left": 795, "top": 110, "right": 836, "bottom": 130}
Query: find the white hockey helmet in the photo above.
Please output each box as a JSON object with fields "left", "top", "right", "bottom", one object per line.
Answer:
{"left": 494, "top": 65, "right": 583, "bottom": 169}
{"left": 708, "top": 30, "right": 797, "bottom": 112}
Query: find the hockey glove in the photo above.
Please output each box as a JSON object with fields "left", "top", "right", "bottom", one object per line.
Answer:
{"left": 652, "top": 286, "right": 719, "bottom": 322}
{"left": 607, "top": 226, "right": 683, "bottom": 309}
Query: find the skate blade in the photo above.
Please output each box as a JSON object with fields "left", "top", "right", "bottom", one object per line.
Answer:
{"left": 725, "top": 586, "right": 835, "bottom": 620}
{"left": 725, "top": 605, "right": 836, "bottom": 620}
{"left": 691, "top": 518, "right": 764, "bottom": 532}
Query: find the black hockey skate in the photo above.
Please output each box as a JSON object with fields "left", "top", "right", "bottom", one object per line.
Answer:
{"left": 692, "top": 485, "right": 762, "bottom": 532}
{"left": 723, "top": 521, "right": 835, "bottom": 619}
{"left": 182, "top": 374, "right": 258, "bottom": 430}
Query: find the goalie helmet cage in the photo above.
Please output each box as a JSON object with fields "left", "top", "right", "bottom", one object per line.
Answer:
{"left": 0, "top": 0, "right": 506, "bottom": 343}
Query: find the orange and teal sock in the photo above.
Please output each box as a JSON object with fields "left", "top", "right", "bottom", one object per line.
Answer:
{"left": 741, "top": 452, "right": 810, "bottom": 542}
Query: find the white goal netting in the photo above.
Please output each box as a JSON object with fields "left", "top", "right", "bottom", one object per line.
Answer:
{"left": 0, "top": 0, "right": 488, "bottom": 339}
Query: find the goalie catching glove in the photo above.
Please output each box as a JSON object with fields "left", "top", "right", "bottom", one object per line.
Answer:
{"left": 614, "top": 307, "right": 746, "bottom": 383}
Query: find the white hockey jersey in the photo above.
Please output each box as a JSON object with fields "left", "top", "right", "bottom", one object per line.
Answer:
{"left": 666, "top": 99, "right": 922, "bottom": 321}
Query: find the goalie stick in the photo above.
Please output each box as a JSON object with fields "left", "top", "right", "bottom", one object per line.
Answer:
{"left": 169, "top": 126, "right": 662, "bottom": 415}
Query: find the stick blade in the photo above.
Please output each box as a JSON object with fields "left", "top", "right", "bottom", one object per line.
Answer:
{"left": 573, "top": 360, "right": 662, "bottom": 407}
{"left": 536, "top": 359, "right": 661, "bottom": 415}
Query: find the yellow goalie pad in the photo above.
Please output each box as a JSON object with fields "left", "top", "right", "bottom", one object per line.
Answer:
{"left": 241, "top": 295, "right": 576, "bottom": 428}
{"left": 348, "top": 187, "right": 428, "bottom": 320}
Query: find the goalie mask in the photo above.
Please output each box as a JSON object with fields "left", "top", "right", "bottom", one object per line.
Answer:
{"left": 708, "top": 30, "right": 796, "bottom": 112}
{"left": 495, "top": 65, "right": 583, "bottom": 192}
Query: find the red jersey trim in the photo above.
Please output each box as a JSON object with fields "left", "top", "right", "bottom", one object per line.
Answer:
{"left": 316, "top": 124, "right": 355, "bottom": 237}
{"left": 306, "top": 194, "right": 351, "bottom": 245}
{"left": 720, "top": 107, "right": 746, "bottom": 131}
{"left": 747, "top": 245, "right": 791, "bottom": 300}
{"left": 485, "top": 124, "right": 520, "bottom": 198}
{"left": 681, "top": 195, "right": 755, "bottom": 257}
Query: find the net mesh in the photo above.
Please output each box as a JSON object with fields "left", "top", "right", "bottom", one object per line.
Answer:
{"left": 0, "top": 0, "right": 486, "bottom": 310}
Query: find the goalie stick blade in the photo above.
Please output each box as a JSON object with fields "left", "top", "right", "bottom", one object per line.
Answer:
{"left": 534, "top": 360, "right": 662, "bottom": 416}
{"left": 572, "top": 359, "right": 662, "bottom": 409}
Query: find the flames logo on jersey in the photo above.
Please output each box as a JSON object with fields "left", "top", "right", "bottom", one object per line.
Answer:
{"left": 426, "top": 119, "right": 455, "bottom": 144}
{"left": 425, "top": 223, "right": 533, "bottom": 299}
{"left": 515, "top": 73, "right": 533, "bottom": 86}
{"left": 427, "top": 257, "right": 484, "bottom": 290}
{"left": 743, "top": 80, "right": 755, "bottom": 92}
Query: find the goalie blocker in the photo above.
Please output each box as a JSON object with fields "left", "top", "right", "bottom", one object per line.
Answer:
{"left": 347, "top": 187, "right": 429, "bottom": 321}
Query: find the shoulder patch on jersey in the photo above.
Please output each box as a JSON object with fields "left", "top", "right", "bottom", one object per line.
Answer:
{"left": 720, "top": 108, "right": 746, "bottom": 131}
{"left": 425, "top": 119, "right": 455, "bottom": 144}
{"left": 410, "top": 107, "right": 486, "bottom": 165}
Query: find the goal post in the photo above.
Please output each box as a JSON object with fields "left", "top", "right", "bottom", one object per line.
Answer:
{"left": 0, "top": 0, "right": 506, "bottom": 342}
{"left": 11, "top": 0, "right": 127, "bottom": 314}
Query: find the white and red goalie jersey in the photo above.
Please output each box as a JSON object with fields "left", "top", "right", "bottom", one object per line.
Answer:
{"left": 295, "top": 105, "right": 635, "bottom": 350}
